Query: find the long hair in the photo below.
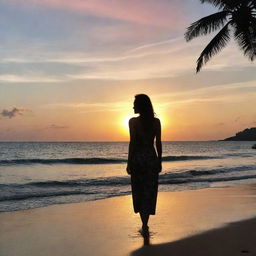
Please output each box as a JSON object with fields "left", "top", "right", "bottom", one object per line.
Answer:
{"left": 134, "top": 94, "right": 155, "bottom": 131}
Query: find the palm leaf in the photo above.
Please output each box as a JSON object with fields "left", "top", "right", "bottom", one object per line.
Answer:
{"left": 185, "top": 11, "right": 229, "bottom": 41}
{"left": 234, "top": 23, "right": 256, "bottom": 60}
{"left": 196, "top": 21, "right": 231, "bottom": 72}
{"left": 200, "top": 0, "right": 243, "bottom": 10}
{"left": 248, "top": 0, "right": 256, "bottom": 9}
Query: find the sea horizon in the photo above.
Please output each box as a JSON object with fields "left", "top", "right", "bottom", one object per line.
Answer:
{"left": 0, "top": 140, "right": 246, "bottom": 143}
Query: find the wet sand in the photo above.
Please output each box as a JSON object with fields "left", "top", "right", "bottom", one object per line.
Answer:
{"left": 1, "top": 184, "right": 256, "bottom": 256}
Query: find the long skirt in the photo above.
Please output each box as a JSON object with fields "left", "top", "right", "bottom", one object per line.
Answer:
{"left": 130, "top": 149, "right": 159, "bottom": 215}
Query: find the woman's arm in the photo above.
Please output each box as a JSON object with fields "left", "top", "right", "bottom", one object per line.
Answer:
{"left": 155, "top": 118, "right": 162, "bottom": 172}
{"left": 127, "top": 118, "right": 136, "bottom": 174}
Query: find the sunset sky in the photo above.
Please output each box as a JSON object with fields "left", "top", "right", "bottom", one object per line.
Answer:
{"left": 0, "top": 0, "right": 255, "bottom": 141}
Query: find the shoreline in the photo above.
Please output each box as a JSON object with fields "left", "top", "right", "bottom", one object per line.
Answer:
{"left": 2, "top": 179, "right": 256, "bottom": 213}
{"left": 1, "top": 184, "right": 256, "bottom": 255}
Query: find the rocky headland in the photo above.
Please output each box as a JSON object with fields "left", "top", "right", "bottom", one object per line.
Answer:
{"left": 223, "top": 127, "right": 256, "bottom": 141}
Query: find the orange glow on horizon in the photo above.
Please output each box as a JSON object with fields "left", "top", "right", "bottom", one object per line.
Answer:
{"left": 119, "top": 115, "right": 134, "bottom": 136}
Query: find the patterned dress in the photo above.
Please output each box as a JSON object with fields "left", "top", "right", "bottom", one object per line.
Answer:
{"left": 130, "top": 121, "right": 159, "bottom": 215}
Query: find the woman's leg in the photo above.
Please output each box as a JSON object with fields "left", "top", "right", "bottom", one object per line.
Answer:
{"left": 139, "top": 212, "right": 149, "bottom": 229}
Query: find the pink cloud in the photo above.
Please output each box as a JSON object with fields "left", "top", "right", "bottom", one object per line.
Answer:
{"left": 12, "top": 0, "right": 184, "bottom": 27}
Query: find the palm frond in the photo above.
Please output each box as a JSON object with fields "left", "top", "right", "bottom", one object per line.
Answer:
{"left": 234, "top": 22, "right": 256, "bottom": 60}
{"left": 200, "top": 0, "right": 243, "bottom": 10}
{"left": 185, "top": 11, "right": 229, "bottom": 41}
{"left": 196, "top": 22, "right": 231, "bottom": 72}
{"left": 247, "top": 0, "right": 256, "bottom": 11}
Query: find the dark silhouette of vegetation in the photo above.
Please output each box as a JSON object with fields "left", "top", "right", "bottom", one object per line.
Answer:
{"left": 185, "top": 0, "right": 256, "bottom": 72}
{"left": 222, "top": 127, "right": 256, "bottom": 141}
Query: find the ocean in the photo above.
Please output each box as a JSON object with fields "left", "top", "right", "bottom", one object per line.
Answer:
{"left": 0, "top": 141, "right": 255, "bottom": 212}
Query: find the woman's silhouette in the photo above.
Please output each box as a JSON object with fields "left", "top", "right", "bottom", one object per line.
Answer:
{"left": 126, "top": 94, "right": 162, "bottom": 234}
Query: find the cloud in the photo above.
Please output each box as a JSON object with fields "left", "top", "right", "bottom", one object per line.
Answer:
{"left": 43, "top": 101, "right": 129, "bottom": 113}
{"left": 0, "top": 37, "right": 187, "bottom": 64}
{"left": 1, "top": 107, "right": 29, "bottom": 119}
{"left": 0, "top": 75, "right": 64, "bottom": 83}
{"left": 10, "top": 0, "right": 185, "bottom": 27}
{"left": 34, "top": 124, "right": 69, "bottom": 131}
{"left": 127, "top": 37, "right": 184, "bottom": 53}
{"left": 48, "top": 124, "right": 69, "bottom": 129}
{"left": 1, "top": 35, "right": 253, "bottom": 82}
{"left": 41, "top": 80, "right": 256, "bottom": 114}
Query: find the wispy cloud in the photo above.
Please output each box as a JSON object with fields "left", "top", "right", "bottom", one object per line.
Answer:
{"left": 0, "top": 37, "right": 197, "bottom": 82}
{"left": 9, "top": 0, "right": 184, "bottom": 27}
{"left": 1, "top": 35, "right": 252, "bottom": 82}
{"left": 127, "top": 37, "right": 184, "bottom": 53}
{"left": 42, "top": 101, "right": 130, "bottom": 113}
{"left": 154, "top": 80, "right": 256, "bottom": 103}
{"left": 41, "top": 80, "right": 256, "bottom": 114}
{"left": 47, "top": 124, "right": 69, "bottom": 129}
{"left": 0, "top": 37, "right": 188, "bottom": 64}
{"left": 0, "top": 75, "right": 64, "bottom": 83}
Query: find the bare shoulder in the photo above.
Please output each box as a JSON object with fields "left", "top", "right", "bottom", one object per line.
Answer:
{"left": 154, "top": 117, "right": 161, "bottom": 126}
{"left": 128, "top": 117, "right": 137, "bottom": 126}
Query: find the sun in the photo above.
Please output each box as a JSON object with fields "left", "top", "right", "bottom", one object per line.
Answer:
{"left": 123, "top": 116, "right": 131, "bottom": 130}
{"left": 119, "top": 115, "right": 134, "bottom": 135}
{"left": 121, "top": 116, "right": 132, "bottom": 132}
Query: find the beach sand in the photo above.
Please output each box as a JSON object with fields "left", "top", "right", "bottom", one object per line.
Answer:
{"left": 1, "top": 184, "right": 256, "bottom": 256}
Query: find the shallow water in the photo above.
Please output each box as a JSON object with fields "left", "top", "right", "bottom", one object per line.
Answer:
{"left": 0, "top": 141, "right": 255, "bottom": 212}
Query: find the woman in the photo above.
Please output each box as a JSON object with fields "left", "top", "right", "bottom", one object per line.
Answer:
{"left": 126, "top": 94, "right": 162, "bottom": 234}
